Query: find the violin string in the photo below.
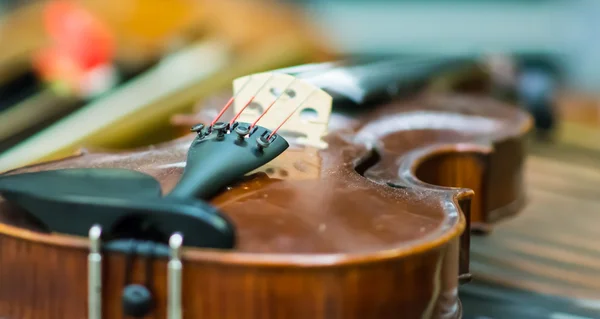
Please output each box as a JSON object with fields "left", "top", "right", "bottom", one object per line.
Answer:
{"left": 268, "top": 88, "right": 318, "bottom": 140}
{"left": 249, "top": 79, "right": 297, "bottom": 130}
{"left": 210, "top": 76, "right": 253, "bottom": 126}
{"left": 229, "top": 74, "right": 276, "bottom": 127}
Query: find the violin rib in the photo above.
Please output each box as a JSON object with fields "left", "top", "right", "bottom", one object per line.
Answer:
{"left": 0, "top": 93, "right": 531, "bottom": 319}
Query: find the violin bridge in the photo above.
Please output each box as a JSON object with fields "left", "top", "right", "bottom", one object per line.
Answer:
{"left": 88, "top": 225, "right": 102, "bottom": 319}
{"left": 168, "top": 233, "right": 183, "bottom": 319}
{"left": 231, "top": 72, "right": 332, "bottom": 149}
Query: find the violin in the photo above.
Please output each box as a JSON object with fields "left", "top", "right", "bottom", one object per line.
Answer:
{"left": 0, "top": 57, "right": 531, "bottom": 318}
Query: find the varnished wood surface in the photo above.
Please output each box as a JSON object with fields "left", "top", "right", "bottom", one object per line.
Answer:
{"left": 0, "top": 94, "right": 532, "bottom": 318}
{"left": 471, "top": 139, "right": 600, "bottom": 301}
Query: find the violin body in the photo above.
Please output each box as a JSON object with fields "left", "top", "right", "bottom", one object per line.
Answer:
{"left": 0, "top": 89, "right": 531, "bottom": 318}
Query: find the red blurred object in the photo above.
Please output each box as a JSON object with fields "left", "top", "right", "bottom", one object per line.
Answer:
{"left": 34, "top": 0, "right": 115, "bottom": 94}
{"left": 35, "top": 47, "right": 84, "bottom": 87}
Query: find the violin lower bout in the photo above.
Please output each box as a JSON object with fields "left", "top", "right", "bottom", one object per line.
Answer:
{"left": 0, "top": 229, "right": 463, "bottom": 319}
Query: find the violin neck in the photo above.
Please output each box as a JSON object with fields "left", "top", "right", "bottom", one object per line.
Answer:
{"left": 278, "top": 56, "right": 480, "bottom": 107}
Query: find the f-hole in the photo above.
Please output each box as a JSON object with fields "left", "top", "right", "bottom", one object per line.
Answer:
{"left": 354, "top": 148, "right": 382, "bottom": 176}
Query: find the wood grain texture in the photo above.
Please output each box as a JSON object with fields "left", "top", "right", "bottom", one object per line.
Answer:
{"left": 471, "top": 140, "right": 600, "bottom": 301}
{"left": 0, "top": 233, "right": 462, "bottom": 319}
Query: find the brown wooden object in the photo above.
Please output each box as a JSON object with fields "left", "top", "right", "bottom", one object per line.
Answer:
{"left": 0, "top": 86, "right": 531, "bottom": 318}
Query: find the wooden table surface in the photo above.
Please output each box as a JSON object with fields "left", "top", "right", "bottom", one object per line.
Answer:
{"left": 470, "top": 127, "right": 600, "bottom": 301}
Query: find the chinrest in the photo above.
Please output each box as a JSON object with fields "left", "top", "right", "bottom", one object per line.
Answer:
{"left": 0, "top": 168, "right": 162, "bottom": 199}
{"left": 0, "top": 168, "right": 235, "bottom": 250}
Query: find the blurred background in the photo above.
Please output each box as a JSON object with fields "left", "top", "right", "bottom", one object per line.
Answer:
{"left": 0, "top": 0, "right": 599, "bottom": 318}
